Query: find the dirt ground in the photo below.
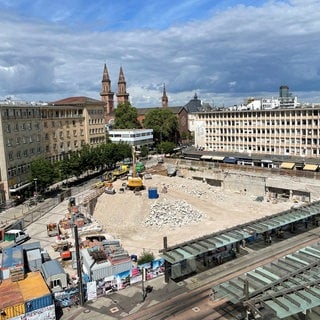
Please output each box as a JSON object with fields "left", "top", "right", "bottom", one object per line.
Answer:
{"left": 93, "top": 173, "right": 294, "bottom": 258}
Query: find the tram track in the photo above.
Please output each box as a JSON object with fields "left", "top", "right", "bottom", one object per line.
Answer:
{"left": 124, "top": 228, "right": 320, "bottom": 320}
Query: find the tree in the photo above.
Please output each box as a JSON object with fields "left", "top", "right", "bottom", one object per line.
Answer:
{"left": 30, "top": 157, "right": 55, "bottom": 191}
{"left": 140, "top": 145, "right": 149, "bottom": 158}
{"left": 157, "top": 141, "right": 175, "bottom": 155}
{"left": 138, "top": 249, "right": 155, "bottom": 265}
{"left": 113, "top": 102, "right": 141, "bottom": 129}
{"left": 143, "top": 108, "right": 178, "bottom": 145}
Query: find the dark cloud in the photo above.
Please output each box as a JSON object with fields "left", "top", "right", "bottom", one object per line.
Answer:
{"left": 0, "top": 1, "right": 320, "bottom": 106}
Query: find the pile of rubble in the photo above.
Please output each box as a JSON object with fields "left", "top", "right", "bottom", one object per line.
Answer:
{"left": 162, "top": 178, "right": 224, "bottom": 201}
{"left": 143, "top": 198, "right": 207, "bottom": 229}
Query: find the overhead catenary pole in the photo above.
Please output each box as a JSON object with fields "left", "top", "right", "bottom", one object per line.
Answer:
{"left": 163, "top": 236, "right": 170, "bottom": 283}
{"left": 74, "top": 225, "right": 85, "bottom": 306}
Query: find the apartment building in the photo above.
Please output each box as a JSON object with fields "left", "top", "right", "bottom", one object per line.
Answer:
{"left": 0, "top": 101, "right": 43, "bottom": 203}
{"left": 193, "top": 106, "right": 320, "bottom": 158}
{"left": 44, "top": 97, "right": 106, "bottom": 163}
{"left": 0, "top": 97, "right": 105, "bottom": 202}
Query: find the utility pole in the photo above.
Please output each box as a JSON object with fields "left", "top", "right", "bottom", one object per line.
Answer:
{"left": 163, "top": 236, "right": 170, "bottom": 283}
{"left": 141, "top": 267, "right": 146, "bottom": 301}
{"left": 74, "top": 225, "right": 85, "bottom": 306}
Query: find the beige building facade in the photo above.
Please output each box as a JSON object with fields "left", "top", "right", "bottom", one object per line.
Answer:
{"left": 194, "top": 106, "right": 320, "bottom": 158}
{"left": 0, "top": 102, "right": 43, "bottom": 204}
{"left": 0, "top": 97, "right": 105, "bottom": 202}
{"left": 44, "top": 97, "right": 106, "bottom": 162}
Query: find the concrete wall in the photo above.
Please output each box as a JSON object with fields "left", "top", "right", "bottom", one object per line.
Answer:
{"left": 172, "top": 159, "right": 320, "bottom": 201}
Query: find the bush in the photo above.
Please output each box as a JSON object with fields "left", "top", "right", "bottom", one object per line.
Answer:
{"left": 138, "top": 250, "right": 155, "bottom": 265}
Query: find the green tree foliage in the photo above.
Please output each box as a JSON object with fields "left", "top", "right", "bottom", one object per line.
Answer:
{"left": 113, "top": 102, "right": 141, "bottom": 129}
{"left": 157, "top": 141, "right": 175, "bottom": 154}
{"left": 140, "top": 145, "right": 149, "bottom": 158}
{"left": 30, "top": 157, "right": 55, "bottom": 191}
{"left": 143, "top": 108, "right": 178, "bottom": 144}
{"left": 58, "top": 143, "right": 132, "bottom": 180}
{"left": 138, "top": 249, "right": 155, "bottom": 265}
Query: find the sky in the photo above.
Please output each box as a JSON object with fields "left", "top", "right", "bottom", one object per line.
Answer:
{"left": 0, "top": 0, "right": 320, "bottom": 108}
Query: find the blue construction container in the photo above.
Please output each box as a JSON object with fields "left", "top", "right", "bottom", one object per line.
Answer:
{"left": 148, "top": 187, "right": 159, "bottom": 199}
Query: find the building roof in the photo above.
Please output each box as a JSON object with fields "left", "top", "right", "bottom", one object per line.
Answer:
{"left": 160, "top": 201, "right": 320, "bottom": 265}
{"left": 49, "top": 96, "right": 104, "bottom": 106}
{"left": 184, "top": 93, "right": 202, "bottom": 113}
{"left": 1, "top": 245, "right": 24, "bottom": 269}
{"left": 0, "top": 278, "right": 24, "bottom": 309}
{"left": 41, "top": 260, "right": 66, "bottom": 279}
{"left": 18, "top": 271, "right": 51, "bottom": 300}
{"left": 213, "top": 242, "right": 320, "bottom": 318}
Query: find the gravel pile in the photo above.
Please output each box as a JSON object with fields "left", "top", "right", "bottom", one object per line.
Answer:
{"left": 143, "top": 198, "right": 207, "bottom": 229}
{"left": 161, "top": 178, "right": 224, "bottom": 201}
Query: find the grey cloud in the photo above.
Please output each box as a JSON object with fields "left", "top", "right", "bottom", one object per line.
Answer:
{"left": 1, "top": 1, "right": 320, "bottom": 107}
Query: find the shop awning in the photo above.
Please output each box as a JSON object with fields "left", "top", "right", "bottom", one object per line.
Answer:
{"left": 9, "top": 182, "right": 32, "bottom": 193}
{"left": 212, "top": 156, "right": 225, "bottom": 161}
{"left": 303, "top": 164, "right": 318, "bottom": 171}
{"left": 280, "top": 162, "right": 295, "bottom": 170}
{"left": 200, "top": 155, "right": 213, "bottom": 160}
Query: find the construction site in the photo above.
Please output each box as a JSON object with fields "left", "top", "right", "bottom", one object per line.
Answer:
{"left": 89, "top": 156, "right": 320, "bottom": 258}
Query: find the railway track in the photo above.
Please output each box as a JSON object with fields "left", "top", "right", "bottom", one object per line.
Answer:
{"left": 124, "top": 228, "right": 320, "bottom": 320}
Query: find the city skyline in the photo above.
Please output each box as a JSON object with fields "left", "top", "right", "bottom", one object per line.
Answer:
{"left": 1, "top": 0, "right": 320, "bottom": 107}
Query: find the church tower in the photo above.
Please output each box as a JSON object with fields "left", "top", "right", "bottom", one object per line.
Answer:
{"left": 100, "top": 63, "right": 114, "bottom": 116}
{"left": 161, "top": 83, "right": 168, "bottom": 108}
{"left": 116, "top": 66, "right": 129, "bottom": 105}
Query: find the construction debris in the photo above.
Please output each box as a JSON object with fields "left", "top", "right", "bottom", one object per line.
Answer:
{"left": 143, "top": 198, "right": 206, "bottom": 229}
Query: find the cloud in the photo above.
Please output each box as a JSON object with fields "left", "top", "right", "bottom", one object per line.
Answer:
{"left": 0, "top": 0, "right": 320, "bottom": 107}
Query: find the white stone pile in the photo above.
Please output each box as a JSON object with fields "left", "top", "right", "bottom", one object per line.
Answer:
{"left": 161, "top": 178, "right": 224, "bottom": 201}
{"left": 143, "top": 198, "right": 206, "bottom": 229}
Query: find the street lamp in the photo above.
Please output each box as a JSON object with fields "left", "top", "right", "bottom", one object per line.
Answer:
{"left": 34, "top": 178, "right": 38, "bottom": 195}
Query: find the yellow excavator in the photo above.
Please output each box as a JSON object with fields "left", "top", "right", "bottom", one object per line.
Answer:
{"left": 127, "top": 146, "right": 144, "bottom": 190}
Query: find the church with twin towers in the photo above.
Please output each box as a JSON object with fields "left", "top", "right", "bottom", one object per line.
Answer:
{"left": 99, "top": 63, "right": 171, "bottom": 126}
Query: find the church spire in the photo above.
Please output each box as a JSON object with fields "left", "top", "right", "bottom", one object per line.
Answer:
{"left": 162, "top": 83, "right": 168, "bottom": 108}
{"left": 116, "top": 66, "right": 129, "bottom": 105}
{"left": 100, "top": 63, "right": 114, "bottom": 119}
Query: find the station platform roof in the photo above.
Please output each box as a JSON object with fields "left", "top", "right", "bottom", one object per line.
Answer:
{"left": 160, "top": 200, "right": 320, "bottom": 265}
{"left": 212, "top": 243, "right": 320, "bottom": 318}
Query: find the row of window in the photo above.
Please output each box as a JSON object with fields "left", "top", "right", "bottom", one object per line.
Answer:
{"left": 6, "top": 122, "right": 40, "bottom": 132}
{"left": 43, "top": 120, "right": 83, "bottom": 128}
{"left": 88, "top": 118, "right": 104, "bottom": 125}
{"left": 8, "top": 147, "right": 41, "bottom": 162}
{"left": 8, "top": 163, "right": 30, "bottom": 178}
{"left": 206, "top": 119, "right": 319, "bottom": 126}
{"left": 207, "top": 136, "right": 319, "bottom": 145}
{"left": 199, "top": 109, "right": 320, "bottom": 119}
{"left": 7, "top": 135, "right": 41, "bottom": 146}
{"left": 45, "top": 140, "right": 84, "bottom": 152}
{"left": 206, "top": 129, "right": 319, "bottom": 135}
{"left": 109, "top": 133, "right": 153, "bottom": 138}
{"left": 89, "top": 128, "right": 105, "bottom": 135}
{"left": 45, "top": 130, "right": 84, "bottom": 140}
{"left": 41, "top": 109, "right": 83, "bottom": 118}
{"left": 88, "top": 109, "right": 104, "bottom": 115}
{"left": 2, "top": 108, "right": 41, "bottom": 119}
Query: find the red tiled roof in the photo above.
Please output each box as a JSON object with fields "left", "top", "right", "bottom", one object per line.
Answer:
{"left": 50, "top": 96, "right": 103, "bottom": 105}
